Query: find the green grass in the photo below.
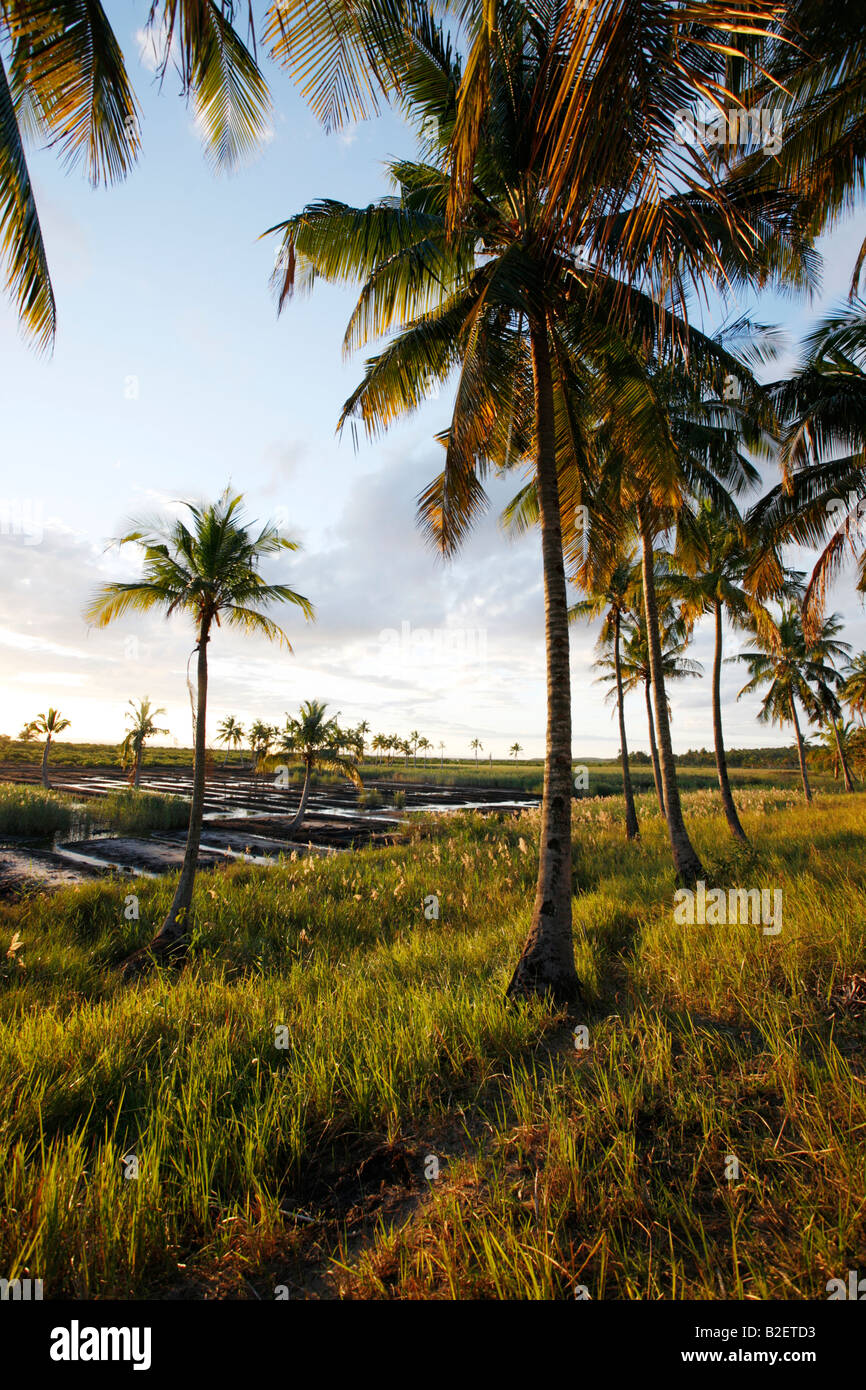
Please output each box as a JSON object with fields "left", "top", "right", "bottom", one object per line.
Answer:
{"left": 0, "top": 784, "right": 189, "bottom": 838}
{"left": 0, "top": 784, "right": 76, "bottom": 836}
{"left": 0, "top": 788, "right": 864, "bottom": 1299}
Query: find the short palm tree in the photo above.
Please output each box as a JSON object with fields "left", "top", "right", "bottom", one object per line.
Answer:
{"left": 217, "top": 715, "right": 246, "bottom": 766}
{"left": 27, "top": 708, "right": 70, "bottom": 788}
{"left": 280, "top": 700, "right": 362, "bottom": 830}
{"left": 85, "top": 488, "right": 313, "bottom": 968}
{"left": 121, "top": 697, "right": 168, "bottom": 788}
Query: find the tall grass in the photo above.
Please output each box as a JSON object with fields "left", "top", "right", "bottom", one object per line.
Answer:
{"left": 0, "top": 790, "right": 863, "bottom": 1298}
{"left": 0, "top": 784, "right": 189, "bottom": 838}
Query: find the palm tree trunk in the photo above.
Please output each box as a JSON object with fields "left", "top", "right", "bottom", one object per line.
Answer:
{"left": 507, "top": 314, "right": 580, "bottom": 1003}
{"left": 644, "top": 678, "right": 665, "bottom": 815}
{"left": 638, "top": 501, "right": 703, "bottom": 884}
{"left": 127, "top": 620, "right": 211, "bottom": 967}
{"left": 41, "top": 735, "right": 51, "bottom": 789}
{"left": 711, "top": 602, "right": 748, "bottom": 843}
{"left": 831, "top": 719, "right": 856, "bottom": 792}
{"left": 287, "top": 761, "right": 312, "bottom": 831}
{"left": 614, "top": 610, "right": 639, "bottom": 840}
{"left": 790, "top": 696, "right": 813, "bottom": 803}
{"left": 133, "top": 750, "right": 142, "bottom": 789}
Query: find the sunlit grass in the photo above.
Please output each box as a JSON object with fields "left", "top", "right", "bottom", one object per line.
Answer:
{"left": 0, "top": 791, "right": 863, "bottom": 1298}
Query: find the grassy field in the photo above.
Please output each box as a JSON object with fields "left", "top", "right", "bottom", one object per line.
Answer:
{"left": 0, "top": 785, "right": 190, "bottom": 838}
{"left": 0, "top": 784, "right": 863, "bottom": 1299}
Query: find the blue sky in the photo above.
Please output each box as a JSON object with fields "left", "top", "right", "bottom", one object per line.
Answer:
{"left": 1, "top": 4, "right": 864, "bottom": 760}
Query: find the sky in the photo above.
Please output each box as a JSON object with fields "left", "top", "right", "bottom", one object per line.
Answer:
{"left": 1, "top": 4, "right": 865, "bottom": 761}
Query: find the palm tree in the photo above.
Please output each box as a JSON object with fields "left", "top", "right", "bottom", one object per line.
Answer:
{"left": 807, "top": 612, "right": 855, "bottom": 792}
{"left": 842, "top": 653, "right": 866, "bottom": 727}
{"left": 267, "top": 7, "right": 810, "bottom": 1001}
{"left": 671, "top": 501, "right": 776, "bottom": 843}
{"left": 601, "top": 609, "right": 703, "bottom": 818}
{"left": 735, "top": 606, "right": 843, "bottom": 804}
{"left": 281, "top": 700, "right": 362, "bottom": 830}
{"left": 1, "top": 0, "right": 271, "bottom": 349}
{"left": 86, "top": 488, "right": 313, "bottom": 968}
{"left": 469, "top": 738, "right": 483, "bottom": 766}
{"left": 816, "top": 719, "right": 858, "bottom": 788}
{"left": 217, "top": 715, "right": 246, "bottom": 766}
{"left": 27, "top": 708, "right": 70, "bottom": 788}
{"left": 571, "top": 557, "right": 642, "bottom": 841}
{"left": 371, "top": 732, "right": 388, "bottom": 762}
{"left": 355, "top": 719, "right": 371, "bottom": 758}
{"left": 755, "top": 301, "right": 866, "bottom": 636}
{"left": 509, "top": 742, "right": 523, "bottom": 761}
{"left": 121, "top": 697, "right": 168, "bottom": 788}
{"left": 439, "top": 740, "right": 446, "bottom": 767}
{"left": 408, "top": 729, "right": 421, "bottom": 765}
{"left": 418, "top": 736, "right": 433, "bottom": 763}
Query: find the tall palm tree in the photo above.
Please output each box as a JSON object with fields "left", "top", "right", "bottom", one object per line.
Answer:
{"left": 735, "top": 606, "right": 843, "bottom": 803}
{"left": 816, "top": 718, "right": 858, "bottom": 788}
{"left": 570, "top": 556, "right": 642, "bottom": 840}
{"left": 281, "top": 699, "right": 362, "bottom": 830}
{"left": 408, "top": 729, "right": 421, "bottom": 765}
{"left": 806, "top": 611, "right": 855, "bottom": 791}
{"left": 842, "top": 652, "right": 866, "bottom": 727}
{"left": 2, "top": 0, "right": 271, "bottom": 349}
{"left": 439, "top": 740, "right": 446, "bottom": 766}
{"left": 509, "top": 742, "right": 523, "bottom": 760}
{"left": 371, "top": 732, "right": 388, "bottom": 761}
{"left": 86, "top": 489, "right": 312, "bottom": 968}
{"left": 121, "top": 697, "right": 168, "bottom": 788}
{"left": 469, "top": 738, "right": 483, "bottom": 766}
{"left": 671, "top": 501, "right": 776, "bottom": 843}
{"left": 27, "top": 708, "right": 70, "bottom": 788}
{"left": 267, "top": 6, "right": 811, "bottom": 999}
{"left": 217, "top": 715, "right": 246, "bottom": 765}
{"left": 355, "top": 719, "right": 371, "bottom": 757}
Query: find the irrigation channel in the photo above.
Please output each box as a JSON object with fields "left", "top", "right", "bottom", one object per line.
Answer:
{"left": 0, "top": 764, "right": 539, "bottom": 895}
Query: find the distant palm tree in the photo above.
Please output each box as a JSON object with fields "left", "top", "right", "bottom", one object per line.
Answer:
{"left": 27, "top": 708, "right": 71, "bottom": 788}
{"left": 735, "top": 607, "right": 843, "bottom": 804}
{"left": 672, "top": 502, "right": 777, "bottom": 844}
{"left": 121, "top": 697, "right": 168, "bottom": 788}
{"left": 418, "top": 736, "right": 433, "bottom": 763}
{"left": 571, "top": 557, "right": 642, "bottom": 841}
{"left": 371, "top": 732, "right": 388, "bottom": 762}
{"left": 470, "top": 738, "right": 483, "bottom": 765}
{"left": 355, "top": 719, "right": 371, "bottom": 758}
{"left": 86, "top": 489, "right": 312, "bottom": 968}
{"left": 408, "top": 729, "right": 421, "bottom": 765}
{"left": 281, "top": 700, "right": 362, "bottom": 831}
{"left": 438, "top": 741, "right": 446, "bottom": 767}
{"left": 817, "top": 719, "right": 859, "bottom": 788}
{"left": 217, "top": 715, "right": 246, "bottom": 766}
{"left": 509, "top": 742, "right": 523, "bottom": 761}
{"left": 842, "top": 653, "right": 866, "bottom": 728}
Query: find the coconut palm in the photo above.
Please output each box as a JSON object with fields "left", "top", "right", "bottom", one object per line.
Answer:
{"left": 408, "top": 729, "right": 421, "bottom": 765}
{"left": 600, "top": 608, "right": 703, "bottom": 817}
{"left": 570, "top": 556, "right": 642, "bottom": 841}
{"left": 842, "top": 652, "right": 866, "bottom": 727}
{"left": 27, "top": 708, "right": 70, "bottom": 788}
{"left": 816, "top": 719, "right": 858, "bottom": 788}
{"left": 267, "top": 6, "right": 810, "bottom": 1000}
{"left": 2, "top": 0, "right": 271, "bottom": 349}
{"left": 280, "top": 700, "right": 362, "bottom": 830}
{"left": 734, "top": 606, "right": 844, "bottom": 803}
{"left": 371, "top": 732, "right": 388, "bottom": 761}
{"left": 509, "top": 742, "right": 523, "bottom": 760}
{"left": 439, "top": 740, "right": 446, "bottom": 766}
{"left": 217, "top": 715, "right": 246, "bottom": 766}
{"left": 355, "top": 719, "right": 371, "bottom": 757}
{"left": 671, "top": 501, "right": 779, "bottom": 843}
{"left": 469, "top": 738, "right": 483, "bottom": 765}
{"left": 85, "top": 488, "right": 313, "bottom": 969}
{"left": 120, "top": 697, "right": 169, "bottom": 788}
{"left": 753, "top": 301, "right": 866, "bottom": 635}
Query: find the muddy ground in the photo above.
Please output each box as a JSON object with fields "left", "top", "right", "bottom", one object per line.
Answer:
{"left": 0, "top": 763, "right": 538, "bottom": 895}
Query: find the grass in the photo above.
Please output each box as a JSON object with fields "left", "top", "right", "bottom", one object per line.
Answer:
{"left": 0, "top": 784, "right": 189, "bottom": 838}
{"left": 0, "top": 787, "right": 863, "bottom": 1299}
